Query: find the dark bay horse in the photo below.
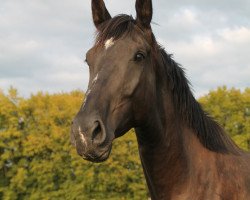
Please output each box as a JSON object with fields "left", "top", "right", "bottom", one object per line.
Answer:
{"left": 71, "top": 0, "right": 250, "bottom": 199}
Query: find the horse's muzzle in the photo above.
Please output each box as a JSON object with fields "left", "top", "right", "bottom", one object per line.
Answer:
{"left": 71, "top": 116, "right": 113, "bottom": 162}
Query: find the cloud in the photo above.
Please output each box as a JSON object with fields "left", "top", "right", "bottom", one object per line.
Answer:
{"left": 0, "top": 0, "right": 91, "bottom": 96}
{"left": 218, "top": 27, "right": 250, "bottom": 43}
{"left": 159, "top": 25, "right": 250, "bottom": 96}
{"left": 0, "top": 0, "right": 249, "bottom": 98}
{"left": 168, "top": 8, "right": 200, "bottom": 28}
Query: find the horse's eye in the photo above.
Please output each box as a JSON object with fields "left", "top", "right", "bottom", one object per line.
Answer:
{"left": 134, "top": 52, "right": 145, "bottom": 62}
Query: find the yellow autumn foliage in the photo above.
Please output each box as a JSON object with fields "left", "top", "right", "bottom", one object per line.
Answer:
{"left": 0, "top": 86, "right": 249, "bottom": 199}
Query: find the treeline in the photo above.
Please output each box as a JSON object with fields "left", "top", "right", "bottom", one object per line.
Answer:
{"left": 199, "top": 87, "right": 250, "bottom": 150}
{"left": 0, "top": 87, "right": 249, "bottom": 200}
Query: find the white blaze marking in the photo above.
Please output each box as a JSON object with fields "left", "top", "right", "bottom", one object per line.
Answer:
{"left": 105, "top": 37, "right": 114, "bottom": 49}
{"left": 79, "top": 126, "right": 87, "bottom": 145}
{"left": 92, "top": 74, "right": 98, "bottom": 84}
{"left": 82, "top": 73, "right": 99, "bottom": 109}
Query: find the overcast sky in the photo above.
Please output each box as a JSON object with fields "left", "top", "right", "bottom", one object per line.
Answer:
{"left": 0, "top": 0, "right": 250, "bottom": 98}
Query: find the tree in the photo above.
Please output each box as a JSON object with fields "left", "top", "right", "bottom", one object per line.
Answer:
{"left": 199, "top": 86, "right": 250, "bottom": 150}
{"left": 0, "top": 89, "right": 147, "bottom": 200}
{"left": 0, "top": 86, "right": 249, "bottom": 199}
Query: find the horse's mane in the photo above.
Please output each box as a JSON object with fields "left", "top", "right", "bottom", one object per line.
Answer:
{"left": 95, "top": 14, "right": 240, "bottom": 154}
{"left": 160, "top": 50, "right": 240, "bottom": 154}
{"left": 95, "top": 15, "right": 135, "bottom": 45}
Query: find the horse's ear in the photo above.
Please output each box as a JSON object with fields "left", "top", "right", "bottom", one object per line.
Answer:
{"left": 92, "top": 0, "right": 111, "bottom": 29}
{"left": 135, "top": 0, "right": 153, "bottom": 29}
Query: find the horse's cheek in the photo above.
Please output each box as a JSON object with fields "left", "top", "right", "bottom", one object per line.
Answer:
{"left": 122, "top": 68, "right": 143, "bottom": 96}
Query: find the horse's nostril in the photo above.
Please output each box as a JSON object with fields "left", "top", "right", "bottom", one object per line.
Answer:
{"left": 92, "top": 121, "right": 105, "bottom": 145}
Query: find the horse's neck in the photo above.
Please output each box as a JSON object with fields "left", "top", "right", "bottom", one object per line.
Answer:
{"left": 135, "top": 95, "right": 213, "bottom": 200}
{"left": 136, "top": 125, "right": 187, "bottom": 198}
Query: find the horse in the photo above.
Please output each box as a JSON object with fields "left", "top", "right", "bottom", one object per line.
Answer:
{"left": 71, "top": 0, "right": 250, "bottom": 199}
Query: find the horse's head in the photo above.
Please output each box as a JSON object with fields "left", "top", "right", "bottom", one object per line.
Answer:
{"left": 71, "top": 0, "right": 157, "bottom": 162}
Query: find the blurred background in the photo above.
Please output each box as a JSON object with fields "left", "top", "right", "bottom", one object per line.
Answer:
{"left": 0, "top": 0, "right": 250, "bottom": 199}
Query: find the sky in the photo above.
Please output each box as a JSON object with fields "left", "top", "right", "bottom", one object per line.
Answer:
{"left": 0, "top": 0, "right": 250, "bottom": 98}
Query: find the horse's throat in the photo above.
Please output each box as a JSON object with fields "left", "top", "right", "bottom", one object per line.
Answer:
{"left": 136, "top": 127, "right": 189, "bottom": 200}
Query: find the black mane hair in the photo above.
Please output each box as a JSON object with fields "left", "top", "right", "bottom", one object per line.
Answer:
{"left": 160, "top": 50, "right": 240, "bottom": 154}
{"left": 95, "top": 14, "right": 240, "bottom": 154}
{"left": 95, "top": 15, "right": 135, "bottom": 46}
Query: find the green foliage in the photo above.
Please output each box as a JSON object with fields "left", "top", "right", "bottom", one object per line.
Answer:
{"left": 0, "top": 89, "right": 147, "bottom": 200}
{"left": 199, "top": 86, "right": 250, "bottom": 151}
{"left": 0, "top": 86, "right": 249, "bottom": 199}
